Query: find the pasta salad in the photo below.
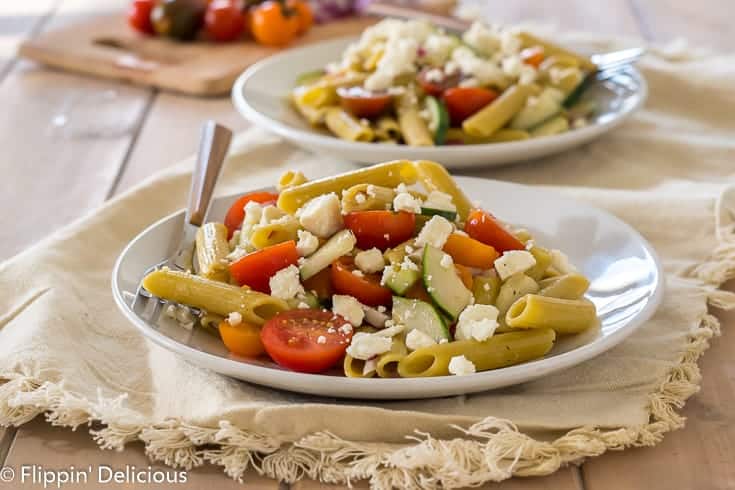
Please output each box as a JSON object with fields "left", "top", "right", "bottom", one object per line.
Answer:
{"left": 290, "top": 19, "right": 597, "bottom": 146}
{"left": 143, "top": 160, "right": 597, "bottom": 378}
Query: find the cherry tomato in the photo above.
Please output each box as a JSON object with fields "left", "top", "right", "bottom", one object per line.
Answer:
{"left": 260, "top": 309, "right": 354, "bottom": 373}
{"left": 331, "top": 257, "right": 392, "bottom": 307}
{"left": 219, "top": 320, "right": 265, "bottom": 357}
{"left": 464, "top": 209, "right": 525, "bottom": 253}
{"left": 455, "top": 264, "right": 474, "bottom": 290}
{"left": 205, "top": 0, "right": 246, "bottom": 42}
{"left": 229, "top": 240, "right": 299, "bottom": 293}
{"left": 417, "top": 67, "right": 460, "bottom": 97}
{"left": 521, "top": 46, "right": 545, "bottom": 68}
{"left": 443, "top": 233, "right": 499, "bottom": 268}
{"left": 288, "top": 0, "right": 313, "bottom": 35}
{"left": 223, "top": 191, "right": 279, "bottom": 238}
{"left": 250, "top": 1, "right": 299, "bottom": 47}
{"left": 337, "top": 87, "right": 393, "bottom": 119}
{"left": 127, "top": 0, "right": 156, "bottom": 34}
{"left": 302, "top": 267, "right": 333, "bottom": 301}
{"left": 343, "top": 210, "right": 415, "bottom": 251}
{"left": 443, "top": 87, "right": 498, "bottom": 125}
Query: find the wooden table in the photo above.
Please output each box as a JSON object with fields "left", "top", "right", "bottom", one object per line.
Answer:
{"left": 1, "top": 1, "right": 732, "bottom": 489}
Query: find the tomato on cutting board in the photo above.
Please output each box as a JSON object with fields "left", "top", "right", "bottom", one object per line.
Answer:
{"left": 464, "top": 209, "right": 525, "bottom": 253}
{"left": 205, "top": 0, "right": 246, "bottom": 42}
{"left": 343, "top": 210, "right": 415, "bottom": 250}
{"left": 331, "top": 257, "right": 392, "bottom": 307}
{"left": 223, "top": 191, "right": 279, "bottom": 238}
{"left": 127, "top": 0, "right": 156, "bottom": 34}
{"left": 229, "top": 240, "right": 299, "bottom": 293}
{"left": 443, "top": 87, "right": 498, "bottom": 125}
{"left": 249, "top": 1, "right": 299, "bottom": 46}
{"left": 288, "top": 0, "right": 313, "bottom": 35}
{"left": 260, "top": 310, "right": 354, "bottom": 373}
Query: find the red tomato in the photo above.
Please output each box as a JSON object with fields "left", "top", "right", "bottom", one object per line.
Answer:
{"left": 331, "top": 257, "right": 392, "bottom": 307}
{"left": 343, "top": 210, "right": 415, "bottom": 250}
{"left": 260, "top": 309, "right": 354, "bottom": 373}
{"left": 337, "top": 87, "right": 392, "bottom": 119}
{"left": 223, "top": 191, "right": 279, "bottom": 238}
{"left": 443, "top": 87, "right": 498, "bottom": 125}
{"left": 521, "top": 46, "right": 545, "bottom": 68}
{"left": 127, "top": 0, "right": 156, "bottom": 34}
{"left": 464, "top": 209, "right": 525, "bottom": 253}
{"left": 205, "top": 0, "right": 246, "bottom": 42}
{"left": 229, "top": 240, "right": 299, "bottom": 293}
{"left": 417, "top": 67, "right": 460, "bottom": 97}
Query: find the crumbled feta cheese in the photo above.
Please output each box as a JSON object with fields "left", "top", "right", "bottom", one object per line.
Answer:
{"left": 377, "top": 306, "right": 386, "bottom": 313}
{"left": 355, "top": 248, "right": 385, "bottom": 274}
{"left": 448, "top": 355, "right": 476, "bottom": 375}
{"left": 269, "top": 265, "right": 306, "bottom": 300}
{"left": 227, "top": 312, "right": 242, "bottom": 326}
{"left": 298, "top": 193, "right": 343, "bottom": 238}
{"left": 165, "top": 304, "right": 195, "bottom": 330}
{"left": 296, "top": 229, "right": 319, "bottom": 257}
{"left": 519, "top": 64, "right": 537, "bottom": 85}
{"left": 424, "top": 67, "right": 444, "bottom": 82}
{"left": 352, "top": 270, "right": 364, "bottom": 277}
{"left": 444, "top": 60, "right": 460, "bottom": 76}
{"left": 363, "top": 358, "right": 377, "bottom": 375}
{"left": 550, "top": 249, "right": 578, "bottom": 274}
{"left": 316, "top": 335, "right": 327, "bottom": 344}
{"left": 355, "top": 192, "right": 367, "bottom": 204}
{"left": 483, "top": 282, "right": 491, "bottom": 291}
{"left": 494, "top": 250, "right": 537, "bottom": 280}
{"left": 362, "top": 304, "right": 389, "bottom": 328}
{"left": 339, "top": 323, "right": 353, "bottom": 335}
{"left": 422, "top": 33, "right": 456, "bottom": 65}
{"left": 401, "top": 256, "right": 419, "bottom": 271}
{"left": 366, "top": 185, "right": 378, "bottom": 197}
{"left": 455, "top": 304, "right": 499, "bottom": 342}
{"left": 422, "top": 190, "right": 456, "bottom": 212}
{"left": 226, "top": 246, "right": 248, "bottom": 263}
{"left": 501, "top": 55, "right": 522, "bottom": 78}
{"left": 393, "top": 192, "right": 422, "bottom": 214}
{"left": 332, "top": 295, "right": 365, "bottom": 327}
{"left": 259, "top": 205, "right": 286, "bottom": 225}
{"left": 346, "top": 332, "right": 392, "bottom": 360}
{"left": 440, "top": 252, "right": 454, "bottom": 269}
{"left": 462, "top": 21, "right": 500, "bottom": 55}
{"left": 298, "top": 302, "right": 310, "bottom": 309}
{"left": 572, "top": 118, "right": 589, "bottom": 129}
{"left": 415, "top": 215, "right": 453, "bottom": 249}
{"left": 406, "top": 329, "right": 437, "bottom": 351}
{"left": 451, "top": 46, "right": 506, "bottom": 87}
{"left": 500, "top": 30, "right": 521, "bottom": 55}
{"left": 459, "top": 77, "right": 480, "bottom": 88}
{"left": 365, "top": 38, "right": 419, "bottom": 91}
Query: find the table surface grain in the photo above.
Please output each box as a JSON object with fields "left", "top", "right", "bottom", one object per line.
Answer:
{"left": 1, "top": 1, "right": 733, "bottom": 489}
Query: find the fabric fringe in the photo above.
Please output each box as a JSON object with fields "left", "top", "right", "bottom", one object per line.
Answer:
{"left": 1, "top": 243, "right": 734, "bottom": 489}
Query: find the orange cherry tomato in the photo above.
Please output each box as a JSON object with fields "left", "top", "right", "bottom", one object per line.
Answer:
{"left": 521, "top": 46, "right": 545, "bottom": 68}
{"left": 260, "top": 309, "right": 354, "bottom": 373}
{"left": 337, "top": 87, "right": 393, "bottom": 119}
{"left": 442, "top": 87, "right": 498, "bottom": 125}
{"left": 205, "top": 0, "right": 246, "bottom": 42}
{"left": 229, "top": 240, "right": 299, "bottom": 293}
{"left": 250, "top": 1, "right": 298, "bottom": 47}
{"left": 454, "top": 264, "right": 474, "bottom": 290}
{"left": 219, "top": 320, "right": 265, "bottom": 357}
{"left": 302, "top": 266, "right": 333, "bottom": 301}
{"left": 223, "top": 191, "right": 279, "bottom": 238}
{"left": 343, "top": 210, "right": 416, "bottom": 251}
{"left": 288, "top": 0, "right": 313, "bottom": 35}
{"left": 443, "top": 233, "right": 499, "bottom": 269}
{"left": 464, "top": 209, "right": 525, "bottom": 253}
{"left": 331, "top": 257, "right": 392, "bottom": 307}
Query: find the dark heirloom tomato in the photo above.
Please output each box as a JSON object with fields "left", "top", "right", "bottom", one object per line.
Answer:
{"left": 151, "top": 0, "right": 206, "bottom": 41}
{"left": 337, "top": 87, "right": 392, "bottom": 119}
{"left": 223, "top": 191, "right": 279, "bottom": 238}
{"left": 417, "top": 67, "right": 460, "bottom": 97}
{"left": 260, "top": 310, "right": 354, "bottom": 373}
{"left": 343, "top": 210, "right": 415, "bottom": 250}
{"left": 442, "top": 87, "right": 498, "bottom": 125}
{"left": 464, "top": 209, "right": 525, "bottom": 253}
{"left": 331, "top": 257, "right": 392, "bottom": 307}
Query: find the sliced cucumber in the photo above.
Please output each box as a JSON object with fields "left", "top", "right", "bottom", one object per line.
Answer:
{"left": 295, "top": 69, "right": 325, "bottom": 86}
{"left": 530, "top": 115, "right": 569, "bottom": 138}
{"left": 286, "top": 291, "right": 320, "bottom": 310}
{"left": 562, "top": 72, "right": 594, "bottom": 108}
{"left": 422, "top": 245, "right": 472, "bottom": 320}
{"left": 425, "top": 96, "right": 449, "bottom": 145}
{"left": 420, "top": 207, "right": 458, "bottom": 221}
{"left": 383, "top": 264, "right": 420, "bottom": 295}
{"left": 392, "top": 296, "right": 450, "bottom": 342}
{"left": 299, "top": 229, "right": 356, "bottom": 280}
{"left": 509, "top": 88, "right": 562, "bottom": 130}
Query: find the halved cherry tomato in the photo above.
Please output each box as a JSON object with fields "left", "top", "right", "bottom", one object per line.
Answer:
{"left": 443, "top": 233, "right": 499, "bottom": 269}
{"left": 250, "top": 1, "right": 299, "bottom": 46}
{"left": 127, "top": 0, "right": 156, "bottom": 34}
{"left": 229, "top": 240, "right": 299, "bottom": 293}
{"left": 443, "top": 87, "right": 498, "bottom": 125}
{"left": 343, "top": 210, "right": 415, "bottom": 250}
{"left": 260, "top": 309, "right": 354, "bottom": 373}
{"left": 219, "top": 320, "right": 265, "bottom": 357}
{"left": 417, "top": 67, "right": 460, "bottom": 97}
{"left": 454, "top": 264, "right": 474, "bottom": 290}
{"left": 331, "top": 257, "right": 392, "bottom": 307}
{"left": 302, "top": 267, "right": 332, "bottom": 301}
{"left": 521, "top": 46, "right": 545, "bottom": 68}
{"left": 464, "top": 209, "right": 525, "bottom": 253}
{"left": 205, "top": 0, "right": 246, "bottom": 42}
{"left": 337, "top": 87, "right": 393, "bottom": 119}
{"left": 223, "top": 191, "right": 279, "bottom": 238}
{"left": 288, "top": 0, "right": 313, "bottom": 35}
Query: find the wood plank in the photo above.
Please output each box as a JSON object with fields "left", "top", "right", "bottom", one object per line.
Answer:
{"left": 630, "top": 0, "right": 731, "bottom": 50}
{"left": 0, "top": 0, "right": 57, "bottom": 80}
{"left": 2, "top": 418, "right": 280, "bottom": 489}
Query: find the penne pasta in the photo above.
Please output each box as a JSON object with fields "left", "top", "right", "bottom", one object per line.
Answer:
{"left": 325, "top": 107, "right": 374, "bottom": 142}
{"left": 341, "top": 183, "right": 395, "bottom": 213}
{"left": 414, "top": 160, "right": 472, "bottom": 220}
{"left": 495, "top": 273, "right": 540, "bottom": 315}
{"left": 472, "top": 274, "right": 501, "bottom": 305}
{"left": 518, "top": 32, "right": 597, "bottom": 72}
{"left": 277, "top": 170, "right": 308, "bottom": 191}
{"left": 375, "top": 334, "right": 408, "bottom": 378}
{"left": 396, "top": 94, "right": 434, "bottom": 146}
{"left": 463, "top": 84, "right": 533, "bottom": 138}
{"left": 374, "top": 116, "right": 402, "bottom": 142}
{"left": 526, "top": 246, "right": 553, "bottom": 281}
{"left": 343, "top": 355, "right": 376, "bottom": 378}
{"left": 505, "top": 294, "right": 596, "bottom": 334}
{"left": 530, "top": 115, "right": 570, "bottom": 138}
{"left": 249, "top": 216, "right": 299, "bottom": 249}
{"left": 538, "top": 273, "right": 590, "bottom": 300}
{"left": 195, "top": 222, "right": 230, "bottom": 283}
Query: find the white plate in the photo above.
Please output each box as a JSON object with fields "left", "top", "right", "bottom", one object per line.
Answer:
{"left": 112, "top": 177, "right": 663, "bottom": 399}
{"left": 232, "top": 38, "right": 647, "bottom": 169}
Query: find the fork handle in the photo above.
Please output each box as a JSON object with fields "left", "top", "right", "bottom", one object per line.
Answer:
{"left": 186, "top": 121, "right": 232, "bottom": 227}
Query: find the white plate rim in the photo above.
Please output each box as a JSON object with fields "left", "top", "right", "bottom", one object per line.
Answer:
{"left": 111, "top": 177, "right": 664, "bottom": 399}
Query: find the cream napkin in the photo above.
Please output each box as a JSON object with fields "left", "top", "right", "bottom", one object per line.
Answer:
{"left": 1, "top": 44, "right": 734, "bottom": 489}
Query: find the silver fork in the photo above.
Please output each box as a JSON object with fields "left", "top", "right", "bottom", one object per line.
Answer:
{"left": 131, "top": 120, "right": 233, "bottom": 326}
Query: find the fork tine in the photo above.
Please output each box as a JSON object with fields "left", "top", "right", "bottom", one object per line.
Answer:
{"left": 148, "top": 299, "right": 164, "bottom": 325}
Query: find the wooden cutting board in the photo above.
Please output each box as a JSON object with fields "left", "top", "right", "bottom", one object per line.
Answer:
{"left": 18, "top": 13, "right": 375, "bottom": 97}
